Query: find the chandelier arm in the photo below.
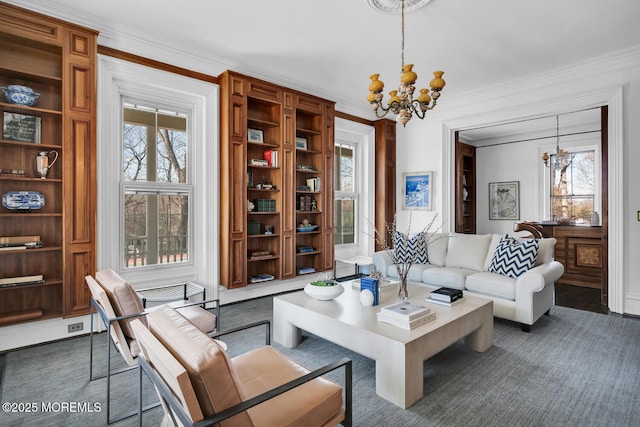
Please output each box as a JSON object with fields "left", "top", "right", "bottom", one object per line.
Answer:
{"left": 401, "top": 0, "right": 405, "bottom": 68}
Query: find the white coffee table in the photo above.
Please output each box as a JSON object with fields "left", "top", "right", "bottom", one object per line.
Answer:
{"left": 273, "top": 282, "right": 493, "bottom": 409}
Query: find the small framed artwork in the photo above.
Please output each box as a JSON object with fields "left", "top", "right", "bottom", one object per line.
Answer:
{"left": 3, "top": 112, "right": 41, "bottom": 144}
{"left": 402, "top": 171, "right": 432, "bottom": 210}
{"left": 247, "top": 128, "right": 264, "bottom": 143}
{"left": 489, "top": 181, "right": 520, "bottom": 220}
{"left": 295, "top": 137, "right": 307, "bottom": 150}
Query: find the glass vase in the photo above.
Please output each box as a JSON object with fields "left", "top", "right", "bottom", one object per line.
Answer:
{"left": 398, "top": 278, "right": 410, "bottom": 300}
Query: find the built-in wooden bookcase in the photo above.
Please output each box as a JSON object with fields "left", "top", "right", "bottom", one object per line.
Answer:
{"left": 455, "top": 139, "right": 476, "bottom": 234}
{"left": 219, "top": 71, "right": 334, "bottom": 288}
{"left": 0, "top": 3, "right": 96, "bottom": 325}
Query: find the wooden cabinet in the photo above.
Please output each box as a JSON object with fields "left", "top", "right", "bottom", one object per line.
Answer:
{"left": 455, "top": 139, "right": 476, "bottom": 234}
{"left": 219, "top": 71, "right": 334, "bottom": 288}
{"left": 0, "top": 3, "right": 96, "bottom": 325}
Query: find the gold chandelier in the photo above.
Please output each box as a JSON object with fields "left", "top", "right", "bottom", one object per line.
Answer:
{"left": 541, "top": 115, "right": 567, "bottom": 167}
{"left": 367, "top": 0, "right": 445, "bottom": 126}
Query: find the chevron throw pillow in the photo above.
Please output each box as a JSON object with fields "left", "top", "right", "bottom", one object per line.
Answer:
{"left": 394, "top": 232, "right": 428, "bottom": 264}
{"left": 488, "top": 235, "right": 539, "bottom": 278}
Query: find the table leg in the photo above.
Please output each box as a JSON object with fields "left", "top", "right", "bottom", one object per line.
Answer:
{"left": 273, "top": 300, "right": 302, "bottom": 348}
{"left": 463, "top": 308, "right": 493, "bottom": 352}
{"left": 374, "top": 344, "right": 424, "bottom": 409}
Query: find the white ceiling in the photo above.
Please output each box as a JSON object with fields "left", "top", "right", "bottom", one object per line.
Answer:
{"left": 8, "top": 0, "right": 640, "bottom": 127}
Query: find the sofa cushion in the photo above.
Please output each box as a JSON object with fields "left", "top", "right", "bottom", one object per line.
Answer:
{"left": 394, "top": 231, "right": 428, "bottom": 264}
{"left": 386, "top": 263, "right": 435, "bottom": 282}
{"left": 489, "top": 236, "right": 540, "bottom": 278}
{"left": 234, "top": 346, "right": 344, "bottom": 427}
{"left": 426, "top": 233, "right": 449, "bottom": 267}
{"left": 445, "top": 233, "right": 492, "bottom": 272}
{"left": 466, "top": 272, "right": 517, "bottom": 300}
{"left": 421, "top": 267, "right": 475, "bottom": 290}
{"left": 148, "top": 305, "right": 252, "bottom": 425}
{"left": 483, "top": 234, "right": 503, "bottom": 271}
{"left": 531, "top": 237, "right": 556, "bottom": 266}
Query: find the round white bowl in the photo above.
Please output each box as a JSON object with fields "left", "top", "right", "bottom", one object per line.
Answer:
{"left": 304, "top": 282, "right": 344, "bottom": 300}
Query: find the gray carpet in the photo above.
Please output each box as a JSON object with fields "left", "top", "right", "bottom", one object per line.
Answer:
{"left": 1, "top": 297, "right": 639, "bottom": 427}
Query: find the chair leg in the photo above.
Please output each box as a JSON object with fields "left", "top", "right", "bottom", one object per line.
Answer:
{"left": 520, "top": 323, "right": 532, "bottom": 333}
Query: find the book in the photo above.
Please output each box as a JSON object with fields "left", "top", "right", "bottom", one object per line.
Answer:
{"left": 360, "top": 277, "right": 380, "bottom": 306}
{"left": 297, "top": 267, "right": 316, "bottom": 274}
{"left": 0, "top": 241, "right": 43, "bottom": 249}
{"left": 0, "top": 274, "right": 44, "bottom": 286}
{"left": 0, "top": 235, "right": 41, "bottom": 244}
{"left": 249, "top": 159, "right": 269, "bottom": 167}
{"left": 248, "top": 274, "right": 274, "bottom": 283}
{"left": 425, "top": 297, "right": 466, "bottom": 307}
{"left": 377, "top": 311, "right": 437, "bottom": 330}
{"left": 298, "top": 246, "right": 314, "bottom": 253}
{"left": 380, "top": 301, "right": 431, "bottom": 321}
{"left": 0, "top": 245, "right": 27, "bottom": 251}
{"left": 430, "top": 287, "right": 464, "bottom": 302}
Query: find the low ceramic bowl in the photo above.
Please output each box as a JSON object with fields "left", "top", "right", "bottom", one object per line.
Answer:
{"left": 304, "top": 281, "right": 344, "bottom": 300}
{"left": 2, "top": 85, "right": 40, "bottom": 107}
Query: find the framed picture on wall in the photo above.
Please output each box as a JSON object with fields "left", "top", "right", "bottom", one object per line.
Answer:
{"left": 489, "top": 181, "right": 520, "bottom": 220}
{"left": 402, "top": 171, "right": 432, "bottom": 210}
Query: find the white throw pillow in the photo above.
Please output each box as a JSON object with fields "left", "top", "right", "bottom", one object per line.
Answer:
{"left": 444, "top": 233, "right": 491, "bottom": 272}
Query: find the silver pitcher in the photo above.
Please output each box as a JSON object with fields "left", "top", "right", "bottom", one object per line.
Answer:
{"left": 35, "top": 150, "right": 59, "bottom": 179}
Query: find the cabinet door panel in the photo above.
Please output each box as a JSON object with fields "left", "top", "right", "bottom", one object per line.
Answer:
{"left": 64, "top": 246, "right": 92, "bottom": 316}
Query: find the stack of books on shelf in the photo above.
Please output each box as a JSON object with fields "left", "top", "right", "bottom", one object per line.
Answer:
{"left": 376, "top": 301, "right": 436, "bottom": 330}
{"left": 0, "top": 274, "right": 45, "bottom": 288}
{"left": 297, "top": 266, "right": 316, "bottom": 275}
{"left": 306, "top": 177, "right": 320, "bottom": 192}
{"left": 249, "top": 158, "right": 269, "bottom": 167}
{"left": 249, "top": 250, "right": 271, "bottom": 259}
{"left": 263, "top": 149, "right": 278, "bottom": 167}
{"left": 425, "top": 287, "right": 465, "bottom": 306}
{"left": 0, "top": 235, "right": 43, "bottom": 251}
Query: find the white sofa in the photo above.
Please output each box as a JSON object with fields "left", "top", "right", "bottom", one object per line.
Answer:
{"left": 372, "top": 233, "right": 565, "bottom": 331}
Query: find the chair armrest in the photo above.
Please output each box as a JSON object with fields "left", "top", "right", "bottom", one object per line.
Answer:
{"left": 210, "top": 320, "right": 271, "bottom": 346}
{"left": 138, "top": 355, "right": 353, "bottom": 427}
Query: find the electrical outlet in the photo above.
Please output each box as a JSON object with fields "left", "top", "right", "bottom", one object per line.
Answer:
{"left": 68, "top": 322, "right": 83, "bottom": 333}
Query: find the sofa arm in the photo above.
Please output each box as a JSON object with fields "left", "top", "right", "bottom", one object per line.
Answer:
{"left": 515, "top": 261, "right": 564, "bottom": 295}
{"left": 372, "top": 250, "right": 393, "bottom": 276}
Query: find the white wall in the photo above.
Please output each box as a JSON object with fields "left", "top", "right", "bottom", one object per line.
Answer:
{"left": 395, "top": 46, "right": 640, "bottom": 316}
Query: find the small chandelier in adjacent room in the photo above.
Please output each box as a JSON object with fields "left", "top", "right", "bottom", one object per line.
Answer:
{"left": 367, "top": 0, "right": 445, "bottom": 126}
{"left": 542, "top": 115, "right": 568, "bottom": 167}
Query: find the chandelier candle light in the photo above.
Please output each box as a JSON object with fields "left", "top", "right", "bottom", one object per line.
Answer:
{"left": 367, "top": 0, "right": 445, "bottom": 126}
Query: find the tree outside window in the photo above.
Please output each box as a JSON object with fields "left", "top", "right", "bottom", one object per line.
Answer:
{"left": 122, "top": 103, "right": 190, "bottom": 268}
{"left": 550, "top": 150, "right": 595, "bottom": 223}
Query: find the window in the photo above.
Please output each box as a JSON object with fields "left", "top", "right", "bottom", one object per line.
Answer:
{"left": 334, "top": 143, "right": 356, "bottom": 245}
{"left": 122, "top": 103, "right": 190, "bottom": 268}
{"left": 549, "top": 150, "right": 595, "bottom": 223}
{"left": 333, "top": 119, "right": 375, "bottom": 261}
{"left": 98, "top": 56, "right": 218, "bottom": 290}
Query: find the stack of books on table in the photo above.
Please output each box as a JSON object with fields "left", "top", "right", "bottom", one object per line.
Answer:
{"left": 425, "top": 287, "right": 465, "bottom": 306}
{"left": 376, "top": 301, "right": 436, "bottom": 330}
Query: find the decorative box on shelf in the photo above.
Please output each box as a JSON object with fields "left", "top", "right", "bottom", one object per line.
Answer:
{"left": 247, "top": 222, "right": 261, "bottom": 235}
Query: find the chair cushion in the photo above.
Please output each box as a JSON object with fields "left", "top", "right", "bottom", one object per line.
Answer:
{"left": 95, "top": 269, "right": 146, "bottom": 339}
{"left": 394, "top": 231, "right": 428, "bottom": 264}
{"left": 233, "top": 346, "right": 344, "bottom": 427}
{"left": 445, "top": 234, "right": 491, "bottom": 271}
{"left": 174, "top": 305, "right": 217, "bottom": 335}
{"left": 148, "top": 305, "right": 252, "bottom": 426}
{"left": 488, "top": 236, "right": 540, "bottom": 278}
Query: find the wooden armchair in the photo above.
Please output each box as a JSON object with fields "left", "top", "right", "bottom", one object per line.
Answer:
{"left": 87, "top": 269, "right": 219, "bottom": 424}
{"left": 132, "top": 305, "right": 352, "bottom": 427}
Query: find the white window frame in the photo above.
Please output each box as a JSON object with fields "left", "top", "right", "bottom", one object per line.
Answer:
{"left": 538, "top": 132, "right": 601, "bottom": 222}
{"left": 334, "top": 118, "right": 375, "bottom": 260}
{"left": 98, "top": 56, "right": 219, "bottom": 292}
